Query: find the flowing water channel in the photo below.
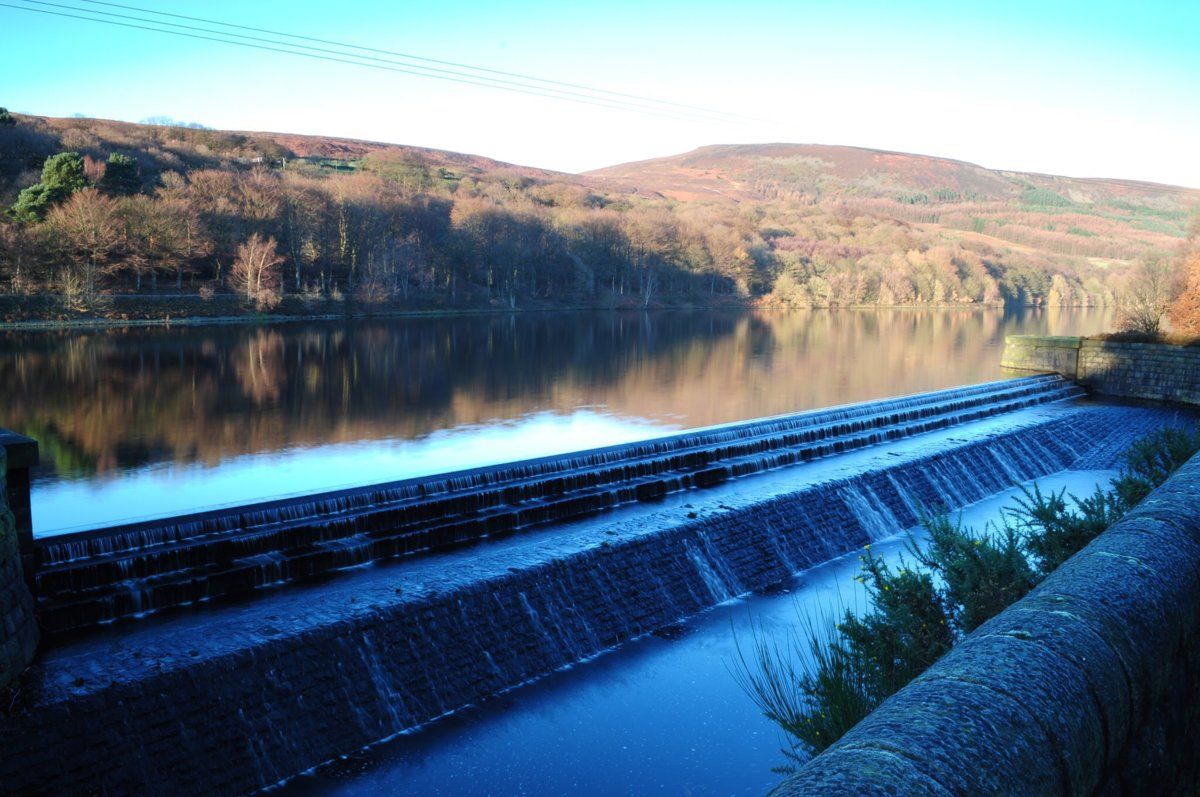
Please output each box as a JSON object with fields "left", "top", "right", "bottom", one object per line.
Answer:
{"left": 0, "top": 307, "right": 1112, "bottom": 534}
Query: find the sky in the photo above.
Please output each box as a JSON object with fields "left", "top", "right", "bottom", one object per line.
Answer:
{"left": 2, "top": 0, "right": 1199, "bottom": 185}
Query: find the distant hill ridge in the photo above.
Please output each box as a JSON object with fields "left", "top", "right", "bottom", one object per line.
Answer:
{"left": 9, "top": 114, "right": 1195, "bottom": 202}
{"left": 585, "top": 142, "right": 1200, "bottom": 204}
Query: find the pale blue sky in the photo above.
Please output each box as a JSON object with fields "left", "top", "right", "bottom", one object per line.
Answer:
{"left": 3, "top": 0, "right": 1198, "bottom": 185}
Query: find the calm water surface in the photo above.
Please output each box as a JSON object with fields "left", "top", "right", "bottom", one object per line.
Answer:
{"left": 0, "top": 307, "right": 1112, "bottom": 534}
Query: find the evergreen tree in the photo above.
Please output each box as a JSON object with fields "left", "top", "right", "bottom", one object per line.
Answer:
{"left": 99, "top": 153, "right": 140, "bottom": 196}
{"left": 40, "top": 151, "right": 87, "bottom": 192}
{"left": 8, "top": 151, "right": 87, "bottom": 222}
{"left": 0, "top": 107, "right": 15, "bottom": 127}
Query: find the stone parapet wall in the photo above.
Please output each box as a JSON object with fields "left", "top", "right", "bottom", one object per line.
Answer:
{"left": 1079, "top": 340, "right": 1200, "bottom": 405}
{"left": 0, "top": 447, "right": 38, "bottom": 691}
{"left": 776, "top": 452, "right": 1200, "bottom": 796}
{"left": 1003, "top": 335, "right": 1200, "bottom": 405}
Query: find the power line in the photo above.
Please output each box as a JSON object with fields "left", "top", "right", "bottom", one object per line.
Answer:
{"left": 16, "top": 0, "right": 730, "bottom": 121}
{"left": 2, "top": 1, "right": 759, "bottom": 125}
{"left": 73, "top": 0, "right": 751, "bottom": 122}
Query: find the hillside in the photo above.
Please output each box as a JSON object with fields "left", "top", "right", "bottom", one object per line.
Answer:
{"left": 1, "top": 113, "right": 1197, "bottom": 321}
{"left": 588, "top": 143, "right": 1198, "bottom": 262}
{"left": 0, "top": 113, "right": 565, "bottom": 186}
{"left": 587, "top": 143, "right": 1199, "bottom": 204}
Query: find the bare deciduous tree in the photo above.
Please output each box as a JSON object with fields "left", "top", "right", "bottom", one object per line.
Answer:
{"left": 42, "top": 188, "right": 122, "bottom": 309}
{"left": 1115, "top": 259, "right": 1180, "bottom": 335}
{"left": 228, "top": 233, "right": 284, "bottom": 310}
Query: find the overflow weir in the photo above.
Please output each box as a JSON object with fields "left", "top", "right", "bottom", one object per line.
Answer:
{"left": 33, "top": 375, "right": 1081, "bottom": 635}
{"left": 1, "top": 375, "right": 1195, "bottom": 796}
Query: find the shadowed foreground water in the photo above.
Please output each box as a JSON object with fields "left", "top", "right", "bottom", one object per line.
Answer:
{"left": 278, "top": 469, "right": 1112, "bottom": 797}
{"left": 0, "top": 307, "right": 1112, "bottom": 533}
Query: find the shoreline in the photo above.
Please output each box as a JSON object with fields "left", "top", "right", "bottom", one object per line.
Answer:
{"left": 0, "top": 300, "right": 1104, "bottom": 333}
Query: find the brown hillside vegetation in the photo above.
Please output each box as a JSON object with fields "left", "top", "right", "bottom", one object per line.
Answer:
{"left": 1, "top": 114, "right": 1197, "bottom": 319}
{"left": 587, "top": 142, "right": 1197, "bottom": 204}
{"left": 1169, "top": 223, "right": 1200, "bottom": 336}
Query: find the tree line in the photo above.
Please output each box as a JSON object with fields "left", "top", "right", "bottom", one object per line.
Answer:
{"left": 0, "top": 110, "right": 1174, "bottom": 316}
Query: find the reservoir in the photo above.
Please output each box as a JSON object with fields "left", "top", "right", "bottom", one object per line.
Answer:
{"left": 0, "top": 307, "right": 1113, "bottom": 535}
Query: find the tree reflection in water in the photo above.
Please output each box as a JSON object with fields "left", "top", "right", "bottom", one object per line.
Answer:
{"left": 0, "top": 307, "right": 1112, "bottom": 531}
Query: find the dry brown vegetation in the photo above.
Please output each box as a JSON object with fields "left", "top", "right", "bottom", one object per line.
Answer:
{"left": 2, "top": 114, "right": 1198, "bottom": 319}
{"left": 1168, "top": 221, "right": 1200, "bottom": 335}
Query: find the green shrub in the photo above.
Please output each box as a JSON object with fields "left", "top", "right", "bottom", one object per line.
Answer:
{"left": 909, "top": 513, "right": 1037, "bottom": 632}
{"left": 8, "top": 151, "right": 87, "bottom": 222}
{"left": 737, "top": 423, "right": 1200, "bottom": 768}
{"left": 733, "top": 610, "right": 874, "bottom": 770}
{"left": 734, "top": 547, "right": 954, "bottom": 765}
{"left": 1019, "top": 186, "right": 1072, "bottom": 207}
{"left": 1112, "top": 426, "right": 1200, "bottom": 508}
{"left": 839, "top": 550, "right": 955, "bottom": 698}
{"left": 99, "top": 153, "right": 141, "bottom": 196}
{"left": 1007, "top": 484, "right": 1124, "bottom": 576}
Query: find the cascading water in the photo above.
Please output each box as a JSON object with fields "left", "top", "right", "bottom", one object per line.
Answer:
{"left": 34, "top": 375, "right": 1087, "bottom": 634}
{"left": 5, "top": 396, "right": 1195, "bottom": 797}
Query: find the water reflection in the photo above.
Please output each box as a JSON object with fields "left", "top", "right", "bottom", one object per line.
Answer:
{"left": 35, "top": 410, "right": 673, "bottom": 534}
{"left": 0, "top": 307, "right": 1112, "bottom": 533}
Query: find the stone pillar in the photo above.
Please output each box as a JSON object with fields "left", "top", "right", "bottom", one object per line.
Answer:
{"left": 1000, "top": 335, "right": 1082, "bottom": 377}
{"left": 0, "top": 430, "right": 37, "bottom": 586}
{"left": 0, "top": 437, "right": 39, "bottom": 689}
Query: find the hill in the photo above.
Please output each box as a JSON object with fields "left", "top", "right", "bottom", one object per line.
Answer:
{"left": 587, "top": 143, "right": 1198, "bottom": 204}
{"left": 1, "top": 113, "right": 1197, "bottom": 321}
{"left": 588, "top": 143, "right": 1198, "bottom": 263}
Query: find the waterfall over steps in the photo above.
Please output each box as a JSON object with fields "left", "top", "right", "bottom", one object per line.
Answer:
{"left": 34, "top": 376, "right": 1083, "bottom": 635}
{"left": 2, "top": 395, "right": 1192, "bottom": 797}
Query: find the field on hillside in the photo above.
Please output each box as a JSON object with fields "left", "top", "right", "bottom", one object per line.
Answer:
{"left": 1, "top": 114, "right": 1196, "bottom": 321}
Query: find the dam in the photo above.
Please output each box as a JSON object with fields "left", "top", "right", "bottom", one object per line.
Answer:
{"left": 1, "top": 342, "right": 1199, "bottom": 795}
{"left": 32, "top": 374, "right": 1081, "bottom": 635}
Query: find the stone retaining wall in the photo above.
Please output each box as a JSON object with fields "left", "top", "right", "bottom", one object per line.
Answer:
{"left": 1002, "top": 335, "right": 1200, "bottom": 405}
{"left": 776, "top": 452, "right": 1200, "bottom": 796}
{"left": 1000, "top": 335, "right": 1084, "bottom": 377}
{"left": 0, "top": 447, "right": 38, "bottom": 691}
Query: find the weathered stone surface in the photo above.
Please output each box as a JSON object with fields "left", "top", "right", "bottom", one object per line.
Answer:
{"left": 769, "top": 747, "right": 953, "bottom": 797}
{"left": 1078, "top": 341, "right": 1200, "bottom": 405}
{"left": 1002, "top": 335, "right": 1200, "bottom": 406}
{"left": 781, "top": 454, "right": 1200, "bottom": 796}
{"left": 973, "top": 602, "right": 1133, "bottom": 764}
{"left": 777, "top": 630, "right": 1109, "bottom": 795}
{"left": 814, "top": 676, "right": 1063, "bottom": 795}
{"left": 1001, "top": 335, "right": 1082, "bottom": 377}
{"left": 0, "top": 446, "right": 38, "bottom": 691}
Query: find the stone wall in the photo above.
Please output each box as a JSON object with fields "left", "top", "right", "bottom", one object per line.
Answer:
{"left": 776, "top": 452, "right": 1200, "bottom": 796}
{"left": 1080, "top": 340, "right": 1200, "bottom": 405}
{"left": 1000, "top": 335, "right": 1082, "bottom": 377}
{"left": 0, "top": 446, "right": 38, "bottom": 691}
{"left": 1003, "top": 335, "right": 1200, "bottom": 405}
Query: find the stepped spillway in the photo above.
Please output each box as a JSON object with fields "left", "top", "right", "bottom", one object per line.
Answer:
{"left": 33, "top": 375, "right": 1081, "bottom": 634}
{"left": 4, "top": 398, "right": 1192, "bottom": 797}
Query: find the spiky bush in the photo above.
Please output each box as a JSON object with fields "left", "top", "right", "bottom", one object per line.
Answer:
{"left": 1007, "top": 483, "right": 1124, "bottom": 576}
{"left": 732, "top": 610, "right": 874, "bottom": 771}
{"left": 909, "top": 513, "right": 1037, "bottom": 633}
{"left": 1113, "top": 426, "right": 1200, "bottom": 508}
{"left": 736, "top": 423, "right": 1200, "bottom": 767}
